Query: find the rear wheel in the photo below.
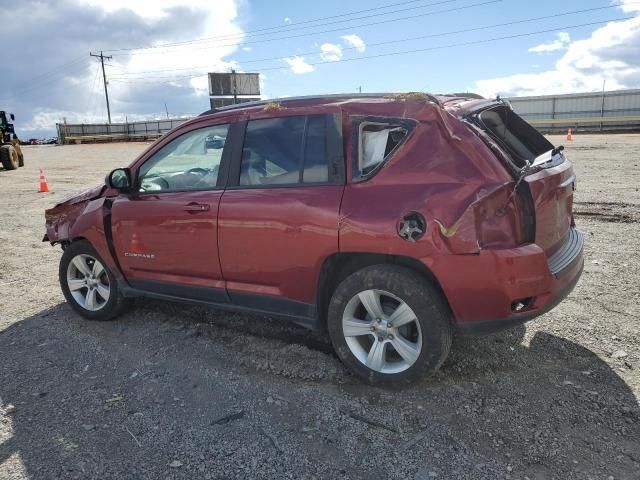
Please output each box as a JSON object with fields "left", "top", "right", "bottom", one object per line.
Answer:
{"left": 59, "top": 240, "right": 130, "bottom": 321}
{"left": 0, "top": 145, "right": 18, "bottom": 170}
{"left": 327, "top": 265, "right": 452, "bottom": 387}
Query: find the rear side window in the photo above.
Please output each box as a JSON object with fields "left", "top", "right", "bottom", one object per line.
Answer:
{"left": 478, "top": 106, "right": 553, "bottom": 168}
{"left": 239, "top": 114, "right": 340, "bottom": 187}
{"left": 352, "top": 118, "right": 414, "bottom": 180}
{"left": 241, "top": 117, "right": 303, "bottom": 186}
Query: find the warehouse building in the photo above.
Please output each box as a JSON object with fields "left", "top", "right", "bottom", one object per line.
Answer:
{"left": 506, "top": 88, "right": 640, "bottom": 133}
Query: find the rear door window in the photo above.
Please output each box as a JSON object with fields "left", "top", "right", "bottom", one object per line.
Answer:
{"left": 303, "top": 114, "right": 329, "bottom": 183}
{"left": 240, "top": 117, "right": 303, "bottom": 186}
{"left": 239, "top": 114, "right": 340, "bottom": 187}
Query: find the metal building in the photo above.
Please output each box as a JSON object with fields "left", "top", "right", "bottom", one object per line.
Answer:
{"left": 506, "top": 88, "right": 640, "bottom": 132}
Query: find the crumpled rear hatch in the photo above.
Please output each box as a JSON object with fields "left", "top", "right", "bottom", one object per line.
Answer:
{"left": 469, "top": 104, "right": 576, "bottom": 258}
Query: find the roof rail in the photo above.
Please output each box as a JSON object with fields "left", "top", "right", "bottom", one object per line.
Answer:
{"left": 440, "top": 92, "right": 485, "bottom": 100}
{"left": 199, "top": 92, "right": 441, "bottom": 116}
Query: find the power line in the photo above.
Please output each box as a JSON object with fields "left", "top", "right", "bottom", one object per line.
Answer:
{"left": 108, "top": 18, "right": 632, "bottom": 85}
{"left": 109, "top": 4, "right": 636, "bottom": 79}
{"left": 103, "top": 0, "right": 464, "bottom": 52}
{"left": 107, "top": 0, "right": 640, "bottom": 58}
{"left": 20, "top": 55, "right": 87, "bottom": 85}
{"left": 108, "top": 0, "right": 503, "bottom": 56}
{"left": 7, "top": 1, "right": 636, "bottom": 98}
{"left": 84, "top": 63, "right": 102, "bottom": 118}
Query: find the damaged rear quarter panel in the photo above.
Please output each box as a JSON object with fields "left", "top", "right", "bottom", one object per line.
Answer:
{"left": 338, "top": 101, "right": 528, "bottom": 322}
{"left": 339, "top": 102, "right": 515, "bottom": 257}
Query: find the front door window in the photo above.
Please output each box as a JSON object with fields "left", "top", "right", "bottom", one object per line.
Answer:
{"left": 138, "top": 124, "right": 229, "bottom": 192}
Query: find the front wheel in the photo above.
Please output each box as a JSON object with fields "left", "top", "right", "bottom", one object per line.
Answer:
{"left": 327, "top": 265, "right": 452, "bottom": 387}
{"left": 59, "top": 240, "right": 130, "bottom": 321}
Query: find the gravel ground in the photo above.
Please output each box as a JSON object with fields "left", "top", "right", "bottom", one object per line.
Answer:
{"left": 0, "top": 134, "right": 639, "bottom": 480}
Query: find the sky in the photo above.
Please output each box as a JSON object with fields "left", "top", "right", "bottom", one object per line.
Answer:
{"left": 1, "top": 0, "right": 639, "bottom": 137}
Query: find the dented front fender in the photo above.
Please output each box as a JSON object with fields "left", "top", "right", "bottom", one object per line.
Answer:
{"left": 44, "top": 197, "right": 124, "bottom": 280}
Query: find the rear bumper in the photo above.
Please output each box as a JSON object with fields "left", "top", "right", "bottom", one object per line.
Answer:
{"left": 428, "top": 228, "right": 584, "bottom": 335}
{"left": 456, "top": 258, "right": 583, "bottom": 335}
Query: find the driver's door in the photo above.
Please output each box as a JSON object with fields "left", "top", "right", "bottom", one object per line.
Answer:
{"left": 110, "top": 122, "right": 233, "bottom": 302}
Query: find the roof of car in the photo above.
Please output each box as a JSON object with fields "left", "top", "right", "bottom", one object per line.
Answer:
{"left": 198, "top": 92, "right": 486, "bottom": 117}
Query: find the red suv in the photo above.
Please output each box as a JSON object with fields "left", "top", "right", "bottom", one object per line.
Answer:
{"left": 44, "top": 94, "right": 583, "bottom": 386}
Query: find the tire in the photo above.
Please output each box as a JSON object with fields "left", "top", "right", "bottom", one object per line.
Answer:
{"left": 327, "top": 265, "right": 452, "bottom": 387}
{"left": 0, "top": 145, "right": 18, "bottom": 170}
{"left": 59, "top": 240, "right": 130, "bottom": 321}
{"left": 18, "top": 153, "right": 24, "bottom": 167}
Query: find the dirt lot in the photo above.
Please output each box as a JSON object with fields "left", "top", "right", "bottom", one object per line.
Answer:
{"left": 1, "top": 134, "right": 639, "bottom": 480}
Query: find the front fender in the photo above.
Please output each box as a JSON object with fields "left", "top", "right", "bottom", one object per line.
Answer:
{"left": 45, "top": 198, "right": 123, "bottom": 281}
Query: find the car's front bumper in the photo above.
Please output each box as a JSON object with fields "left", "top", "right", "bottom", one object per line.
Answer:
{"left": 427, "top": 228, "right": 584, "bottom": 335}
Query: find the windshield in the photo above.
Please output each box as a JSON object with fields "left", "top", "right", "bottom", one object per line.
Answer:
{"left": 478, "top": 105, "right": 554, "bottom": 168}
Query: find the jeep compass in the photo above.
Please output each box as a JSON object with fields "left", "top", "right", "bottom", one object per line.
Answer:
{"left": 44, "top": 93, "right": 583, "bottom": 386}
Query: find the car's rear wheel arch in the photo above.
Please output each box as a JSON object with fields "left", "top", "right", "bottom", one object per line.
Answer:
{"left": 316, "top": 252, "right": 452, "bottom": 329}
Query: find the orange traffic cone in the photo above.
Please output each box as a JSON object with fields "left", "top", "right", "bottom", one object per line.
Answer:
{"left": 567, "top": 128, "right": 573, "bottom": 141}
{"left": 39, "top": 168, "right": 50, "bottom": 193}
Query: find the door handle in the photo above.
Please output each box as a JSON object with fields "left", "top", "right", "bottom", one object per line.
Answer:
{"left": 183, "top": 202, "right": 210, "bottom": 212}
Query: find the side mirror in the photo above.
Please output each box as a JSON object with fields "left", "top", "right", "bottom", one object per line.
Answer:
{"left": 9, "top": 113, "right": 15, "bottom": 121}
{"left": 106, "top": 168, "right": 132, "bottom": 191}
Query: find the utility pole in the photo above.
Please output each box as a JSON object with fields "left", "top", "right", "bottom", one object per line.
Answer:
{"left": 231, "top": 69, "right": 238, "bottom": 105}
{"left": 357, "top": 86, "right": 362, "bottom": 94}
{"left": 164, "top": 102, "right": 169, "bottom": 119}
{"left": 90, "top": 51, "right": 113, "bottom": 124}
{"left": 600, "top": 79, "right": 606, "bottom": 132}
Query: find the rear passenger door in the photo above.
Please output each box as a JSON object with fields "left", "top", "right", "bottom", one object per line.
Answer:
{"left": 218, "top": 110, "right": 345, "bottom": 321}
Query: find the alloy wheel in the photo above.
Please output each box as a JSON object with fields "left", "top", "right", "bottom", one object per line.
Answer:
{"left": 66, "top": 254, "right": 111, "bottom": 311}
{"left": 342, "top": 289, "right": 422, "bottom": 374}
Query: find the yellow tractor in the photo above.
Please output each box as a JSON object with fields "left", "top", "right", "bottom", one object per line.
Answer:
{"left": 0, "top": 111, "right": 24, "bottom": 170}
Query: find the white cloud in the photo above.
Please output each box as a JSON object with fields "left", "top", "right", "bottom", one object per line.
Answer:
{"left": 341, "top": 34, "right": 366, "bottom": 52}
{"left": 2, "top": 0, "right": 245, "bottom": 136}
{"left": 242, "top": 46, "right": 251, "bottom": 52}
{"left": 81, "top": 0, "right": 179, "bottom": 18}
{"left": 114, "top": 0, "right": 243, "bottom": 97}
{"left": 320, "top": 43, "right": 343, "bottom": 61}
{"left": 25, "top": 109, "right": 103, "bottom": 132}
{"left": 284, "top": 17, "right": 291, "bottom": 24}
{"left": 619, "top": 0, "right": 640, "bottom": 12}
{"left": 473, "top": 16, "right": 640, "bottom": 98}
{"left": 284, "top": 56, "right": 314, "bottom": 74}
{"left": 528, "top": 32, "right": 571, "bottom": 53}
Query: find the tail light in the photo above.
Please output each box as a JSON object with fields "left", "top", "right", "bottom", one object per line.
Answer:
{"left": 474, "top": 185, "right": 526, "bottom": 249}
{"left": 435, "top": 184, "right": 528, "bottom": 254}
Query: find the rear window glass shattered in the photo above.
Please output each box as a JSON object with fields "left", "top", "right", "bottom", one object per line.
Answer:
{"left": 359, "top": 123, "right": 408, "bottom": 175}
{"left": 479, "top": 106, "right": 554, "bottom": 168}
